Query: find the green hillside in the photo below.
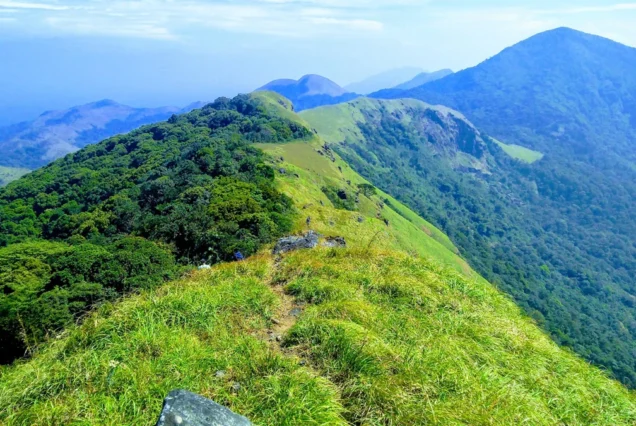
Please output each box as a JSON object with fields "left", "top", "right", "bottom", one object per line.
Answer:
{"left": 0, "top": 166, "right": 29, "bottom": 187}
{"left": 493, "top": 139, "right": 543, "bottom": 163}
{"left": 301, "top": 97, "right": 636, "bottom": 388}
{"left": 0, "top": 93, "right": 635, "bottom": 424}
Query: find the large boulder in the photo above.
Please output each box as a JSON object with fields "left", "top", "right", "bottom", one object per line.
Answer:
{"left": 273, "top": 231, "right": 320, "bottom": 255}
{"left": 156, "top": 389, "right": 251, "bottom": 426}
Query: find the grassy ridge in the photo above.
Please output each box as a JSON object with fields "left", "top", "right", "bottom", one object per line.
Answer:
{"left": 1, "top": 93, "right": 634, "bottom": 424}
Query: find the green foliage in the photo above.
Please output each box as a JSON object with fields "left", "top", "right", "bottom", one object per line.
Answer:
{"left": 0, "top": 94, "right": 305, "bottom": 364}
{"left": 356, "top": 183, "right": 377, "bottom": 197}
{"left": 304, "top": 98, "right": 636, "bottom": 388}
{"left": 321, "top": 186, "right": 357, "bottom": 211}
{"left": 0, "top": 238, "right": 178, "bottom": 363}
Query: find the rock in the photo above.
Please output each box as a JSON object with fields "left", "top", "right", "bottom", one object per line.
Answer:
{"left": 198, "top": 264, "right": 211, "bottom": 270}
{"left": 273, "top": 231, "right": 320, "bottom": 255}
{"left": 299, "top": 359, "right": 307, "bottom": 366}
{"left": 156, "top": 389, "right": 251, "bottom": 426}
{"left": 323, "top": 236, "right": 347, "bottom": 248}
{"left": 230, "top": 383, "right": 242, "bottom": 394}
{"left": 215, "top": 370, "right": 226, "bottom": 378}
{"left": 271, "top": 318, "right": 281, "bottom": 325}
{"left": 279, "top": 168, "right": 287, "bottom": 175}
{"left": 275, "top": 335, "right": 283, "bottom": 342}
{"left": 357, "top": 216, "right": 364, "bottom": 223}
{"left": 289, "top": 308, "right": 302, "bottom": 317}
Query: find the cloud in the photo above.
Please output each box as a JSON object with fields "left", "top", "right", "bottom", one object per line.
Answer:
{"left": 0, "top": 0, "right": 387, "bottom": 39}
{"left": 0, "top": 1, "right": 68, "bottom": 10}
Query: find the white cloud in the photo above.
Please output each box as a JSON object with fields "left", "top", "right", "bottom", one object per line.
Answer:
{"left": 0, "top": 0, "right": 387, "bottom": 39}
{"left": 0, "top": 1, "right": 68, "bottom": 10}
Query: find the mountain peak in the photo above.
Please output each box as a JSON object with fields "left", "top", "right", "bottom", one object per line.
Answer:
{"left": 89, "top": 99, "right": 123, "bottom": 108}
{"left": 255, "top": 74, "right": 358, "bottom": 111}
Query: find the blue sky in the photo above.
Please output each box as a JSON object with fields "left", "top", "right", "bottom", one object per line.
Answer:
{"left": 1, "top": 0, "right": 636, "bottom": 125}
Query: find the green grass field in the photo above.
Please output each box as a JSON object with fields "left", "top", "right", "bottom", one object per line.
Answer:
{"left": 0, "top": 93, "right": 634, "bottom": 424}
{"left": 0, "top": 166, "right": 30, "bottom": 187}
{"left": 494, "top": 139, "right": 544, "bottom": 163}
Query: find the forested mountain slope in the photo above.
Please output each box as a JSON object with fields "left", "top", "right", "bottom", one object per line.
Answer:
{"left": 0, "top": 92, "right": 634, "bottom": 424}
{"left": 0, "top": 94, "right": 309, "bottom": 363}
{"left": 373, "top": 27, "right": 636, "bottom": 164}
{"left": 302, "top": 97, "right": 636, "bottom": 387}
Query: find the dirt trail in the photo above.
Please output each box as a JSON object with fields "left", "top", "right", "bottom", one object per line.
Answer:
{"left": 263, "top": 257, "right": 305, "bottom": 351}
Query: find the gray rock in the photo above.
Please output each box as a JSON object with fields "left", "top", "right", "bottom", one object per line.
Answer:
{"left": 357, "top": 216, "right": 364, "bottom": 223}
{"left": 279, "top": 168, "right": 287, "bottom": 175}
{"left": 156, "top": 389, "right": 251, "bottom": 426}
{"left": 323, "top": 236, "right": 347, "bottom": 248}
{"left": 273, "top": 231, "right": 320, "bottom": 255}
{"left": 289, "top": 308, "right": 302, "bottom": 317}
{"left": 214, "top": 370, "right": 226, "bottom": 378}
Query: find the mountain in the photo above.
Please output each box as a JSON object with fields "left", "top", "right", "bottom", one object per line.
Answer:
{"left": 374, "top": 27, "right": 636, "bottom": 163}
{"left": 0, "top": 166, "right": 29, "bottom": 187}
{"left": 0, "top": 100, "right": 205, "bottom": 170}
{"left": 344, "top": 66, "right": 423, "bottom": 94}
{"left": 0, "top": 92, "right": 634, "bottom": 424}
{"left": 393, "top": 69, "right": 454, "bottom": 90}
{"left": 306, "top": 78, "right": 636, "bottom": 386}
{"left": 256, "top": 74, "right": 359, "bottom": 111}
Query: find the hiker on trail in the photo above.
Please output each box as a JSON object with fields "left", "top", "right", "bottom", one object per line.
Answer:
{"left": 234, "top": 251, "right": 245, "bottom": 261}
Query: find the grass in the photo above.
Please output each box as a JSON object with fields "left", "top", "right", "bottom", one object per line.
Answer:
{"left": 0, "top": 96, "right": 634, "bottom": 424}
{"left": 0, "top": 258, "right": 345, "bottom": 425}
{"left": 255, "top": 139, "right": 466, "bottom": 273}
{"left": 0, "top": 166, "right": 30, "bottom": 187}
{"left": 2, "top": 248, "right": 634, "bottom": 424}
{"left": 282, "top": 249, "right": 636, "bottom": 425}
{"left": 493, "top": 139, "right": 544, "bottom": 163}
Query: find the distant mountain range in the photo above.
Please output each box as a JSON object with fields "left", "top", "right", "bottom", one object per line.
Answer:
{"left": 255, "top": 74, "right": 359, "bottom": 111}
{"left": 344, "top": 66, "right": 423, "bottom": 94}
{"left": 0, "top": 100, "right": 205, "bottom": 170}
{"left": 393, "top": 69, "right": 454, "bottom": 90}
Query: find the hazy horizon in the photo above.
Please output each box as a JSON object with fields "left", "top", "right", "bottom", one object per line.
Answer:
{"left": 2, "top": 0, "right": 636, "bottom": 125}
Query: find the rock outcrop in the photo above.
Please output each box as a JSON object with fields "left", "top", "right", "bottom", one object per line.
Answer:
{"left": 273, "top": 232, "right": 347, "bottom": 254}
{"left": 273, "top": 231, "right": 320, "bottom": 255}
{"left": 156, "top": 389, "right": 251, "bottom": 426}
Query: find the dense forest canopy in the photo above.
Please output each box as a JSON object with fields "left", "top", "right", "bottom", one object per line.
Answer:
{"left": 0, "top": 94, "right": 309, "bottom": 363}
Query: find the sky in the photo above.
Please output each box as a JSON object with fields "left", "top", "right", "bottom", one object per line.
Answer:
{"left": 1, "top": 0, "right": 636, "bottom": 125}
